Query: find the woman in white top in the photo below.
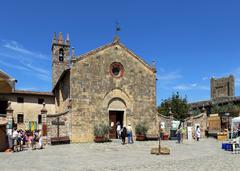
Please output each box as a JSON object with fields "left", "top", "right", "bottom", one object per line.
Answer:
{"left": 195, "top": 126, "right": 201, "bottom": 141}
{"left": 38, "top": 130, "right": 43, "bottom": 149}
{"left": 116, "top": 121, "right": 121, "bottom": 139}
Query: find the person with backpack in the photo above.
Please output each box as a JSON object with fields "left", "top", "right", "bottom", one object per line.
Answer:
{"left": 121, "top": 127, "right": 127, "bottom": 145}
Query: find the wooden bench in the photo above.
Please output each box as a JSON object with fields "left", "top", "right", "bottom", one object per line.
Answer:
{"left": 146, "top": 134, "right": 159, "bottom": 141}
{"left": 50, "top": 136, "right": 70, "bottom": 145}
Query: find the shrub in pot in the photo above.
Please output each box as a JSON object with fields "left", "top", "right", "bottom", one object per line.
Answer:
{"left": 135, "top": 121, "right": 148, "bottom": 141}
{"left": 94, "top": 123, "right": 110, "bottom": 142}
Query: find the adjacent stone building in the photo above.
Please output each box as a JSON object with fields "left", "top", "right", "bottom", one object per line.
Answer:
{"left": 190, "top": 75, "right": 239, "bottom": 113}
{"left": 211, "top": 75, "right": 234, "bottom": 99}
{"left": 0, "top": 70, "right": 55, "bottom": 130}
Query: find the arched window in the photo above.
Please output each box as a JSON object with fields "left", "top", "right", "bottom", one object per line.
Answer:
{"left": 59, "top": 48, "right": 64, "bottom": 62}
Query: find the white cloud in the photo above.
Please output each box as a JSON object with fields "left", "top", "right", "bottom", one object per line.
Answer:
{"left": 232, "top": 67, "right": 240, "bottom": 87}
{"left": 17, "top": 87, "right": 39, "bottom": 91}
{"left": 0, "top": 59, "right": 51, "bottom": 82}
{"left": 157, "top": 71, "right": 182, "bottom": 81}
{"left": 202, "top": 76, "right": 211, "bottom": 81}
{"left": 173, "top": 83, "right": 209, "bottom": 91}
{"left": 0, "top": 60, "right": 30, "bottom": 72}
{"left": 19, "top": 61, "right": 51, "bottom": 81}
{"left": 36, "top": 74, "right": 51, "bottom": 82}
{"left": 2, "top": 40, "right": 49, "bottom": 60}
{"left": 22, "top": 62, "right": 50, "bottom": 75}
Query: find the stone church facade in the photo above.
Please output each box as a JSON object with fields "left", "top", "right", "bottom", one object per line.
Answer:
{"left": 0, "top": 32, "right": 159, "bottom": 145}
{"left": 52, "top": 33, "right": 158, "bottom": 142}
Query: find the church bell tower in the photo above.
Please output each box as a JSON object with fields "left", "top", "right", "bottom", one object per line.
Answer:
{"left": 52, "top": 32, "right": 70, "bottom": 88}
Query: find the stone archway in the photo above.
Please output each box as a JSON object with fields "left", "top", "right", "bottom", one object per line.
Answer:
{"left": 108, "top": 98, "right": 126, "bottom": 139}
{"left": 102, "top": 89, "right": 133, "bottom": 139}
{"left": 102, "top": 88, "right": 132, "bottom": 111}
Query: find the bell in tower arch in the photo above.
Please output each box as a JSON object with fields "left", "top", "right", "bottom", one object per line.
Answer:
{"left": 59, "top": 48, "right": 64, "bottom": 62}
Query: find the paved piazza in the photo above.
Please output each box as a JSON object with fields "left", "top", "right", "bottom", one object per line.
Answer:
{"left": 0, "top": 138, "right": 239, "bottom": 171}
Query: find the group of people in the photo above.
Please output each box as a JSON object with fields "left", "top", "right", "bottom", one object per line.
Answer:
{"left": 10, "top": 128, "right": 43, "bottom": 152}
{"left": 176, "top": 125, "right": 201, "bottom": 143}
{"left": 116, "top": 122, "right": 134, "bottom": 145}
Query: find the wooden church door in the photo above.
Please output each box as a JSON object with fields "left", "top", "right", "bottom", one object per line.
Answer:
{"left": 109, "top": 111, "right": 117, "bottom": 139}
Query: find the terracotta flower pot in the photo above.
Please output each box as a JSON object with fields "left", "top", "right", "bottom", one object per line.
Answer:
{"left": 94, "top": 136, "right": 105, "bottom": 143}
{"left": 136, "top": 134, "right": 145, "bottom": 141}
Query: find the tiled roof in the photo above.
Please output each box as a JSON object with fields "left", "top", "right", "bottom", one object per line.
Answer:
{"left": 13, "top": 90, "right": 54, "bottom": 96}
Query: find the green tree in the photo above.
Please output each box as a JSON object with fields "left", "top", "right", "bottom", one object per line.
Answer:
{"left": 157, "top": 92, "right": 189, "bottom": 121}
{"left": 211, "top": 103, "right": 240, "bottom": 117}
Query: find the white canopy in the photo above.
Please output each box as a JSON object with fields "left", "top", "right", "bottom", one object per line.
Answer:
{"left": 231, "top": 116, "right": 240, "bottom": 139}
{"left": 232, "top": 117, "right": 240, "bottom": 123}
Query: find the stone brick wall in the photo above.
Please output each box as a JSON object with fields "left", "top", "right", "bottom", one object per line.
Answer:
{"left": 211, "top": 75, "right": 234, "bottom": 99}
{"left": 47, "top": 111, "right": 71, "bottom": 139}
{"left": 0, "top": 116, "right": 7, "bottom": 125}
{"left": 184, "top": 112, "right": 208, "bottom": 138}
{"left": 0, "top": 94, "right": 55, "bottom": 130}
{"left": 70, "top": 42, "right": 157, "bottom": 142}
{"left": 54, "top": 71, "right": 70, "bottom": 114}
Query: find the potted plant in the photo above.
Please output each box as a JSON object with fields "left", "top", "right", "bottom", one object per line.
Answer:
{"left": 94, "top": 123, "right": 110, "bottom": 143}
{"left": 135, "top": 121, "right": 148, "bottom": 141}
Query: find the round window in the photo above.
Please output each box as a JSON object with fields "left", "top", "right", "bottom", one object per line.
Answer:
{"left": 112, "top": 67, "right": 120, "bottom": 76}
{"left": 110, "top": 62, "right": 124, "bottom": 78}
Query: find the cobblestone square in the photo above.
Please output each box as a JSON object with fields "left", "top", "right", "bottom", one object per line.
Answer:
{"left": 0, "top": 138, "right": 238, "bottom": 171}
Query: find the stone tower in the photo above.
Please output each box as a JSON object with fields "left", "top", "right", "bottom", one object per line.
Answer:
{"left": 211, "top": 75, "right": 235, "bottom": 99}
{"left": 52, "top": 32, "right": 70, "bottom": 88}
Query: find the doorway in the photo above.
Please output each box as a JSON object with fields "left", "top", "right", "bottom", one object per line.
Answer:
{"left": 0, "top": 100, "right": 8, "bottom": 115}
{"left": 109, "top": 111, "right": 124, "bottom": 139}
{"left": 0, "top": 125, "right": 8, "bottom": 152}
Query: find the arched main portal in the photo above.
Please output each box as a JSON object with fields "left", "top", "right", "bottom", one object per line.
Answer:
{"left": 102, "top": 88, "right": 133, "bottom": 139}
{"left": 108, "top": 98, "right": 126, "bottom": 139}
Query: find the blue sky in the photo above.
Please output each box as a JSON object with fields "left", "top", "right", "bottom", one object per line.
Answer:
{"left": 0, "top": 0, "right": 240, "bottom": 105}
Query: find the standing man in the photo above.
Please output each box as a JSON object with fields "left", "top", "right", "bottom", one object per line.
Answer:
{"left": 127, "top": 123, "right": 134, "bottom": 144}
{"left": 176, "top": 126, "right": 182, "bottom": 143}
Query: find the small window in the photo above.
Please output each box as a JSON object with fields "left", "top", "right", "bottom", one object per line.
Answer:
{"left": 17, "top": 97, "right": 24, "bottom": 103}
{"left": 59, "top": 48, "right": 64, "bottom": 62}
{"left": 17, "top": 114, "right": 24, "bottom": 123}
{"left": 38, "top": 115, "right": 42, "bottom": 124}
{"left": 38, "top": 98, "right": 44, "bottom": 104}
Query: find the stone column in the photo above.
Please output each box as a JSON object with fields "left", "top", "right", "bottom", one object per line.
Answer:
{"left": 169, "top": 108, "right": 174, "bottom": 123}
{"left": 41, "top": 103, "right": 48, "bottom": 145}
{"left": 6, "top": 101, "right": 14, "bottom": 148}
{"left": 202, "top": 106, "right": 207, "bottom": 138}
